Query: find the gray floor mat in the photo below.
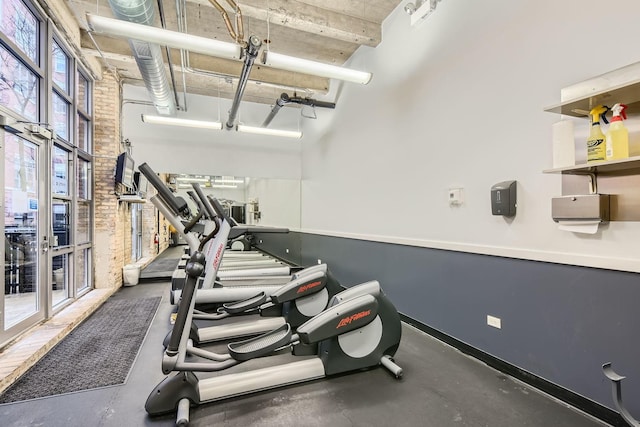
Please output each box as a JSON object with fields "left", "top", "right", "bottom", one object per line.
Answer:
{"left": 0, "top": 296, "right": 161, "bottom": 403}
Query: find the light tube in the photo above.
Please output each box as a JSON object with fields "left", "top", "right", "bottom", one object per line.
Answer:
{"left": 214, "top": 178, "right": 244, "bottom": 184}
{"left": 176, "top": 177, "right": 209, "bottom": 182}
{"left": 141, "top": 115, "right": 223, "bottom": 130}
{"left": 237, "top": 124, "right": 302, "bottom": 139}
{"left": 86, "top": 14, "right": 242, "bottom": 60}
{"left": 262, "top": 51, "right": 372, "bottom": 85}
{"left": 211, "top": 184, "right": 238, "bottom": 189}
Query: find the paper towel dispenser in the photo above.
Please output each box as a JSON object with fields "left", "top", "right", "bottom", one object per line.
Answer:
{"left": 491, "top": 180, "right": 517, "bottom": 217}
{"left": 552, "top": 194, "right": 610, "bottom": 222}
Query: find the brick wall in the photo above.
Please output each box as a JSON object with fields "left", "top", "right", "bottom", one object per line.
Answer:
{"left": 93, "top": 71, "right": 127, "bottom": 289}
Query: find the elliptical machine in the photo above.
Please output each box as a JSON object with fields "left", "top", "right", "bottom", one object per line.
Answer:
{"left": 145, "top": 210, "right": 403, "bottom": 426}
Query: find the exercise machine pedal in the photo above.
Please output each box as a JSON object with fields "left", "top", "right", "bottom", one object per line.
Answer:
{"left": 223, "top": 292, "right": 267, "bottom": 314}
{"left": 228, "top": 324, "right": 292, "bottom": 361}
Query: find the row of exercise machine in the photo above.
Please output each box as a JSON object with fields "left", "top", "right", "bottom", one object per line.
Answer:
{"left": 138, "top": 163, "right": 404, "bottom": 426}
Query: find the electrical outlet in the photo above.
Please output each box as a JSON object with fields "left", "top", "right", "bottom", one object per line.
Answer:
{"left": 286, "top": 248, "right": 289, "bottom": 253}
{"left": 487, "top": 315, "right": 501, "bottom": 329}
{"left": 317, "top": 259, "right": 322, "bottom": 264}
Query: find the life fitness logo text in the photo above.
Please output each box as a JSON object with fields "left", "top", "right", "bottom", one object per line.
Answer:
{"left": 212, "top": 244, "right": 224, "bottom": 270}
{"left": 297, "top": 280, "right": 322, "bottom": 294}
{"left": 336, "top": 310, "right": 371, "bottom": 329}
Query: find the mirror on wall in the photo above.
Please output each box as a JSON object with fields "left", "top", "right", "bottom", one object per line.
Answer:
{"left": 166, "top": 174, "right": 301, "bottom": 230}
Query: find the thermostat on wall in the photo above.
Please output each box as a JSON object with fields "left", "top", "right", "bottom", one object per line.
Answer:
{"left": 448, "top": 188, "right": 463, "bottom": 206}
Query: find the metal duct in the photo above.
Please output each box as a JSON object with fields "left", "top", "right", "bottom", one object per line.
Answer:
{"left": 108, "top": 0, "right": 177, "bottom": 116}
{"left": 262, "top": 93, "right": 336, "bottom": 128}
{"left": 226, "top": 35, "right": 261, "bottom": 130}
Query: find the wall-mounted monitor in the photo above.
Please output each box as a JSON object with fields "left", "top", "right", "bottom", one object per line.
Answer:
{"left": 133, "top": 171, "right": 148, "bottom": 196}
{"left": 115, "top": 152, "right": 135, "bottom": 189}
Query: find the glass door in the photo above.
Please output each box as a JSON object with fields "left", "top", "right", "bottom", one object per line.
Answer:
{"left": 2, "top": 129, "right": 46, "bottom": 345}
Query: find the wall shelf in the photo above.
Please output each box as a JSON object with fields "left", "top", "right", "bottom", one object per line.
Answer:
{"left": 544, "top": 81, "right": 640, "bottom": 117}
{"left": 544, "top": 62, "right": 640, "bottom": 117}
{"left": 543, "top": 156, "right": 640, "bottom": 175}
{"left": 544, "top": 61, "right": 640, "bottom": 221}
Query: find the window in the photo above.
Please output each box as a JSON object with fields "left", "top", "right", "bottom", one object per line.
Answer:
{"left": 77, "top": 72, "right": 88, "bottom": 113}
{"left": 1, "top": 0, "right": 94, "bottom": 344}
{"left": 76, "top": 248, "right": 91, "bottom": 291}
{"left": 52, "top": 40, "right": 68, "bottom": 91}
{"left": 0, "top": 0, "right": 38, "bottom": 62}
{"left": 77, "top": 114, "right": 90, "bottom": 152}
{"left": 52, "top": 145, "right": 69, "bottom": 196}
{"left": 76, "top": 202, "right": 90, "bottom": 244}
{"left": 0, "top": 43, "right": 38, "bottom": 121}
{"left": 52, "top": 92, "right": 69, "bottom": 141}
{"left": 52, "top": 200, "right": 70, "bottom": 248}
{"left": 51, "top": 38, "right": 70, "bottom": 142}
{"left": 51, "top": 253, "right": 69, "bottom": 306}
{"left": 77, "top": 158, "right": 90, "bottom": 199}
{"left": 77, "top": 71, "right": 91, "bottom": 153}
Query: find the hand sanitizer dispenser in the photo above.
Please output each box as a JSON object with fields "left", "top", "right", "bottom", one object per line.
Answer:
{"left": 491, "top": 180, "right": 517, "bottom": 217}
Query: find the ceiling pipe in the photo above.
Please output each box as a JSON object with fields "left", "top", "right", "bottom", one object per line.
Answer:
{"left": 156, "top": 0, "right": 180, "bottom": 110}
{"left": 107, "top": 0, "right": 177, "bottom": 116}
{"left": 207, "top": 0, "right": 244, "bottom": 44}
{"left": 262, "top": 93, "right": 336, "bottom": 128}
{"left": 226, "top": 35, "right": 262, "bottom": 130}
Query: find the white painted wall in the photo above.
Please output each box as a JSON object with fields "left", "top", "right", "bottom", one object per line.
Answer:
{"left": 300, "top": 0, "right": 640, "bottom": 272}
{"left": 175, "top": 186, "right": 246, "bottom": 213}
{"left": 172, "top": 179, "right": 299, "bottom": 228}
{"left": 121, "top": 85, "right": 302, "bottom": 179}
{"left": 246, "top": 178, "right": 301, "bottom": 228}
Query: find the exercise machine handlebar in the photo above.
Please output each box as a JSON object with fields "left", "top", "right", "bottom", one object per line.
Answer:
{"left": 139, "top": 163, "right": 189, "bottom": 217}
{"left": 191, "top": 183, "right": 217, "bottom": 220}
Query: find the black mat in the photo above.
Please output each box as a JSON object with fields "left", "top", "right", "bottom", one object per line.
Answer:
{"left": 0, "top": 296, "right": 161, "bottom": 404}
{"left": 139, "top": 246, "right": 184, "bottom": 279}
{"left": 139, "top": 258, "right": 180, "bottom": 277}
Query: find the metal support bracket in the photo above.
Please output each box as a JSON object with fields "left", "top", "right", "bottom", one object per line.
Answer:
{"left": 572, "top": 171, "right": 598, "bottom": 194}
{"left": 602, "top": 362, "right": 640, "bottom": 427}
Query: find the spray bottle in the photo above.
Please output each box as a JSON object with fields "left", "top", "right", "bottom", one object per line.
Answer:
{"left": 587, "top": 105, "right": 609, "bottom": 162}
{"left": 605, "top": 103, "right": 629, "bottom": 160}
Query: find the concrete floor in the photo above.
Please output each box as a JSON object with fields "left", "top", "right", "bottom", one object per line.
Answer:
{"left": 0, "top": 281, "right": 610, "bottom": 427}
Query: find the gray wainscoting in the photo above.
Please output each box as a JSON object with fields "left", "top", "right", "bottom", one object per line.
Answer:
{"left": 254, "top": 231, "right": 639, "bottom": 421}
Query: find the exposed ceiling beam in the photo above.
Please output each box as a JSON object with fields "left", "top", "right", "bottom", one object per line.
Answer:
{"left": 69, "top": 0, "right": 382, "bottom": 47}
{"left": 189, "top": 0, "right": 381, "bottom": 47}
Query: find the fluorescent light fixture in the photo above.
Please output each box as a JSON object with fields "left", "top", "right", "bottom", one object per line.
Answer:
{"left": 141, "top": 115, "right": 223, "bottom": 130}
{"left": 214, "top": 178, "right": 244, "bottom": 184}
{"left": 86, "top": 14, "right": 242, "bottom": 60}
{"left": 261, "top": 51, "right": 372, "bottom": 85}
{"left": 86, "top": 14, "right": 372, "bottom": 85}
{"left": 211, "top": 184, "right": 238, "bottom": 189}
{"left": 176, "top": 176, "right": 209, "bottom": 183}
{"left": 176, "top": 179, "right": 210, "bottom": 184}
{"left": 237, "top": 124, "right": 302, "bottom": 139}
